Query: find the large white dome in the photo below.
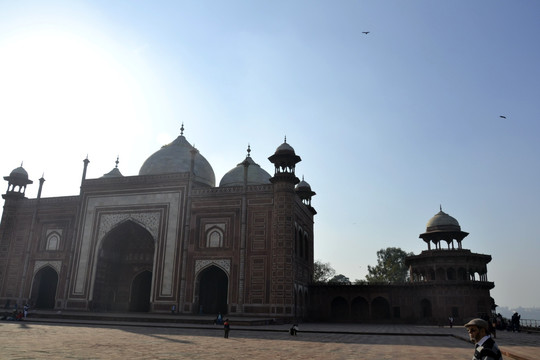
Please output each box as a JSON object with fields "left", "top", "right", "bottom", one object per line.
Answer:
{"left": 139, "top": 134, "right": 215, "bottom": 187}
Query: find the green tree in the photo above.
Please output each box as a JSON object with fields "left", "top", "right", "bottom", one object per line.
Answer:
{"left": 365, "top": 247, "right": 414, "bottom": 283}
{"left": 328, "top": 274, "right": 351, "bottom": 285}
{"left": 313, "top": 260, "right": 336, "bottom": 283}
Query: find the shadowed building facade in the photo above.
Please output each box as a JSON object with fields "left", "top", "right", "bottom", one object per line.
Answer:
{"left": 0, "top": 128, "right": 315, "bottom": 319}
{"left": 0, "top": 128, "right": 496, "bottom": 323}
{"left": 308, "top": 209, "right": 496, "bottom": 324}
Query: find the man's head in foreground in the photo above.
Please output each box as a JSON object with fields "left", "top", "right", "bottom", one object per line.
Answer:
{"left": 464, "top": 318, "right": 489, "bottom": 343}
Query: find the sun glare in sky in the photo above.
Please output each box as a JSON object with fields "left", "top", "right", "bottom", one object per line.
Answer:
{"left": 1, "top": 29, "right": 143, "bottom": 135}
{"left": 0, "top": 25, "right": 152, "bottom": 186}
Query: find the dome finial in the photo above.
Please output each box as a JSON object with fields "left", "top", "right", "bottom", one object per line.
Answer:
{"left": 246, "top": 144, "right": 251, "bottom": 158}
{"left": 115, "top": 156, "right": 119, "bottom": 168}
{"left": 440, "top": 204, "right": 442, "bottom": 212}
{"left": 284, "top": 135, "right": 287, "bottom": 143}
{"left": 180, "top": 123, "right": 184, "bottom": 136}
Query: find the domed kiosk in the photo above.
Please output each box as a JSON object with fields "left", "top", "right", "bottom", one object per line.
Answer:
{"left": 2, "top": 164, "right": 33, "bottom": 199}
{"left": 419, "top": 207, "right": 469, "bottom": 250}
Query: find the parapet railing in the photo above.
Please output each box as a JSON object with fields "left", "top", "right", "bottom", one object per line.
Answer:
{"left": 520, "top": 318, "right": 540, "bottom": 329}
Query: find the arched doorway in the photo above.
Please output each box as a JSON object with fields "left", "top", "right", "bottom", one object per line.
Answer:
{"left": 92, "top": 220, "right": 154, "bottom": 312}
{"left": 31, "top": 266, "right": 58, "bottom": 309}
{"left": 198, "top": 266, "right": 228, "bottom": 315}
{"left": 421, "top": 298, "right": 432, "bottom": 318}
{"left": 371, "top": 296, "right": 391, "bottom": 320}
{"left": 351, "top": 296, "right": 369, "bottom": 322}
{"left": 129, "top": 271, "right": 152, "bottom": 312}
{"left": 331, "top": 296, "right": 349, "bottom": 321}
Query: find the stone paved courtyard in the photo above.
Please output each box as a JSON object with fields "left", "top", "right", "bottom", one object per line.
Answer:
{"left": 2, "top": 318, "right": 539, "bottom": 359}
{"left": 0, "top": 321, "right": 482, "bottom": 360}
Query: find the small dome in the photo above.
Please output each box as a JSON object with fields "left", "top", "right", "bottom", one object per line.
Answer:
{"left": 296, "top": 178, "right": 312, "bottom": 191}
{"left": 426, "top": 210, "right": 461, "bottom": 232}
{"left": 219, "top": 156, "right": 271, "bottom": 187}
{"left": 139, "top": 133, "right": 215, "bottom": 187}
{"left": 10, "top": 166, "right": 29, "bottom": 180}
{"left": 274, "top": 141, "right": 296, "bottom": 156}
{"left": 102, "top": 167, "right": 123, "bottom": 178}
{"left": 102, "top": 157, "right": 124, "bottom": 178}
{"left": 4, "top": 165, "right": 33, "bottom": 187}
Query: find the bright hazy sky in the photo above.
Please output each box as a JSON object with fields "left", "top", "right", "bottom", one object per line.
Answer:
{"left": 1, "top": 1, "right": 539, "bottom": 309}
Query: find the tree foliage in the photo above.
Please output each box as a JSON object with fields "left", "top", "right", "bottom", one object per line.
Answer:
{"left": 328, "top": 274, "right": 351, "bottom": 285}
{"left": 365, "top": 247, "right": 414, "bottom": 283}
{"left": 313, "top": 260, "right": 336, "bottom": 283}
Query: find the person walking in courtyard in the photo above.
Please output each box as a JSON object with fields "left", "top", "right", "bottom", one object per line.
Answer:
{"left": 464, "top": 318, "right": 503, "bottom": 360}
{"left": 223, "top": 318, "right": 230, "bottom": 338}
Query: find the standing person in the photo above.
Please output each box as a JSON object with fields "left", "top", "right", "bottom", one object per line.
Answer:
{"left": 23, "top": 304, "right": 29, "bottom": 319}
{"left": 464, "top": 318, "right": 503, "bottom": 360}
{"left": 448, "top": 316, "right": 454, "bottom": 328}
{"left": 223, "top": 318, "right": 230, "bottom": 338}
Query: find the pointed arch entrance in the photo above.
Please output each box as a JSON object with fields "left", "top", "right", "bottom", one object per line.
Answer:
{"left": 198, "top": 266, "right": 228, "bottom": 315}
{"left": 371, "top": 296, "right": 391, "bottom": 320}
{"left": 130, "top": 270, "right": 152, "bottom": 312}
{"left": 92, "top": 220, "right": 154, "bottom": 312}
{"left": 31, "top": 266, "right": 58, "bottom": 309}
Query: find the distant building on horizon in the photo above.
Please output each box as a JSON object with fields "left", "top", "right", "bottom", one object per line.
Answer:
{"left": 0, "top": 127, "right": 495, "bottom": 324}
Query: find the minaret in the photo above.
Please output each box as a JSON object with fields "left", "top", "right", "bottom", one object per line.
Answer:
{"left": 37, "top": 174, "right": 45, "bottom": 200}
{"left": 268, "top": 137, "right": 301, "bottom": 315}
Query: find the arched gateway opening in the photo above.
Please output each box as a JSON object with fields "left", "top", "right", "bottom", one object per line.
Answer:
{"left": 198, "top": 266, "right": 228, "bottom": 315}
{"left": 31, "top": 266, "right": 58, "bottom": 309}
{"left": 92, "top": 221, "right": 154, "bottom": 312}
{"left": 130, "top": 271, "right": 152, "bottom": 312}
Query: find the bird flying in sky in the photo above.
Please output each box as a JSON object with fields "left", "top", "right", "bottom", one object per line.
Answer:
{"left": 500, "top": 115, "right": 507, "bottom": 119}
{"left": 362, "top": 31, "right": 370, "bottom": 34}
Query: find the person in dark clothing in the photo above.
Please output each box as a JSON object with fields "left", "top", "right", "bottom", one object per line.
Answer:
{"left": 465, "top": 318, "right": 503, "bottom": 360}
{"left": 289, "top": 323, "right": 299, "bottom": 336}
{"left": 223, "top": 319, "right": 230, "bottom": 338}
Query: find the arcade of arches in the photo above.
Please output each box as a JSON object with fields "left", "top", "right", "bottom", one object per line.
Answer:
{"left": 330, "top": 296, "right": 391, "bottom": 322}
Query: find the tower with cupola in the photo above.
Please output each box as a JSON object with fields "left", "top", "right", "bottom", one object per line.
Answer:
{"left": 405, "top": 208, "right": 495, "bottom": 321}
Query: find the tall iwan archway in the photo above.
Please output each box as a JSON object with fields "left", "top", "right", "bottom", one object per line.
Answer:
{"left": 92, "top": 220, "right": 154, "bottom": 312}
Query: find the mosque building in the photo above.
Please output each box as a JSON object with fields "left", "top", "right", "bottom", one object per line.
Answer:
{"left": 0, "top": 126, "right": 315, "bottom": 319}
{"left": 0, "top": 126, "right": 495, "bottom": 323}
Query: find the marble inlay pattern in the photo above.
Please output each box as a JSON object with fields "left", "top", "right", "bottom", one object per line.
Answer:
{"left": 195, "top": 259, "right": 230, "bottom": 275}
{"left": 98, "top": 212, "right": 160, "bottom": 241}
{"left": 34, "top": 260, "right": 61, "bottom": 275}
